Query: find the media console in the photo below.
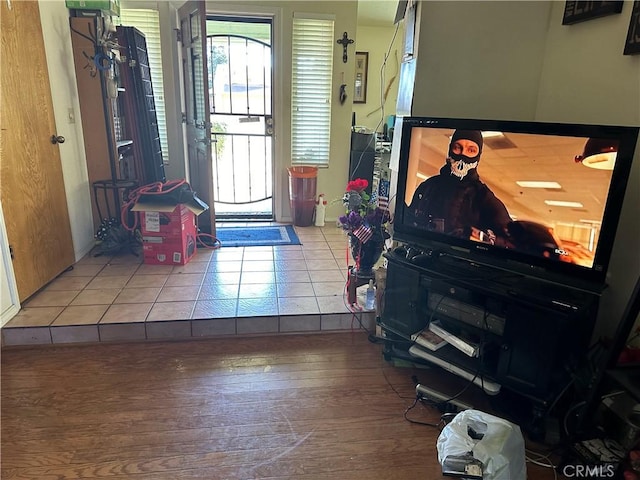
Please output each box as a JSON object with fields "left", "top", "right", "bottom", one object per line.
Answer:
{"left": 380, "top": 246, "right": 600, "bottom": 419}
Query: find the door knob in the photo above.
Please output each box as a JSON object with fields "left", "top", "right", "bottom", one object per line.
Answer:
{"left": 51, "top": 135, "right": 65, "bottom": 144}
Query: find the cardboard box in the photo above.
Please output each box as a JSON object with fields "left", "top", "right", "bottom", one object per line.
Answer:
{"left": 138, "top": 204, "right": 195, "bottom": 239}
{"left": 139, "top": 206, "right": 197, "bottom": 265}
{"left": 131, "top": 186, "right": 208, "bottom": 266}
{"left": 65, "top": 0, "right": 120, "bottom": 16}
{"left": 142, "top": 236, "right": 197, "bottom": 266}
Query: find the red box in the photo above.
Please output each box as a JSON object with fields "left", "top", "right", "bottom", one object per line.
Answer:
{"left": 139, "top": 204, "right": 194, "bottom": 238}
{"left": 131, "top": 190, "right": 207, "bottom": 266}
{"left": 139, "top": 206, "right": 198, "bottom": 265}
{"left": 142, "top": 236, "right": 197, "bottom": 265}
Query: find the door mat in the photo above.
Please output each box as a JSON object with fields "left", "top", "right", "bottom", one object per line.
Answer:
{"left": 213, "top": 225, "right": 302, "bottom": 247}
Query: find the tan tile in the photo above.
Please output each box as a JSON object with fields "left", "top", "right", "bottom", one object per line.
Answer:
{"left": 303, "top": 249, "right": 336, "bottom": 260}
{"left": 51, "top": 325, "right": 99, "bottom": 343}
{"left": 239, "top": 271, "right": 275, "bottom": 284}
{"left": 114, "top": 287, "right": 161, "bottom": 304}
{"left": 85, "top": 275, "right": 131, "bottom": 290}
{"left": 273, "top": 249, "right": 304, "bottom": 260}
{"left": 243, "top": 250, "right": 274, "bottom": 261}
{"left": 136, "top": 264, "right": 175, "bottom": 275}
{"left": 61, "top": 264, "right": 104, "bottom": 277}
{"left": 127, "top": 274, "right": 169, "bottom": 288}
{"left": 276, "top": 282, "right": 315, "bottom": 297}
{"left": 101, "top": 303, "right": 152, "bottom": 323}
{"left": 274, "top": 270, "right": 311, "bottom": 283}
{"left": 198, "top": 282, "right": 239, "bottom": 300}
{"left": 305, "top": 258, "right": 339, "bottom": 270}
{"left": 301, "top": 242, "right": 331, "bottom": 251}
{"left": 76, "top": 254, "right": 112, "bottom": 265}
{"left": 202, "top": 271, "right": 241, "bottom": 285}
{"left": 157, "top": 285, "right": 201, "bottom": 302}
{"left": 70, "top": 289, "right": 121, "bottom": 306}
{"left": 309, "top": 270, "right": 346, "bottom": 283}
{"left": 316, "top": 296, "right": 351, "bottom": 314}
{"left": 277, "top": 296, "right": 320, "bottom": 315}
{"left": 106, "top": 254, "right": 143, "bottom": 265}
{"left": 192, "top": 318, "right": 236, "bottom": 336}
{"left": 25, "top": 290, "right": 79, "bottom": 307}
{"left": 189, "top": 249, "right": 216, "bottom": 262}
{"left": 146, "top": 320, "right": 191, "bottom": 339}
{"left": 97, "top": 264, "right": 140, "bottom": 277}
{"left": 46, "top": 276, "right": 93, "bottom": 291}
{"left": 312, "top": 281, "right": 347, "bottom": 297}
{"left": 192, "top": 299, "right": 237, "bottom": 319}
{"left": 6, "top": 306, "right": 64, "bottom": 327}
{"left": 99, "top": 323, "right": 146, "bottom": 341}
{"left": 280, "top": 314, "right": 320, "bottom": 332}
{"left": 238, "top": 283, "right": 277, "bottom": 298}
{"left": 147, "top": 301, "right": 195, "bottom": 321}
{"left": 171, "top": 262, "right": 208, "bottom": 274}
{"left": 274, "top": 260, "right": 307, "bottom": 271}
{"left": 207, "top": 261, "right": 242, "bottom": 272}
{"left": 241, "top": 260, "right": 274, "bottom": 272}
{"left": 52, "top": 305, "right": 108, "bottom": 326}
{"left": 164, "top": 273, "right": 205, "bottom": 287}
{"left": 2, "top": 328, "right": 52, "bottom": 345}
{"left": 211, "top": 248, "right": 244, "bottom": 261}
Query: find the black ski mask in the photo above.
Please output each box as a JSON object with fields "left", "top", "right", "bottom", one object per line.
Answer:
{"left": 447, "top": 130, "right": 483, "bottom": 180}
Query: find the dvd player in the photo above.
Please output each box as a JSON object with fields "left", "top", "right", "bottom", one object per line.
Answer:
{"left": 408, "top": 345, "right": 501, "bottom": 395}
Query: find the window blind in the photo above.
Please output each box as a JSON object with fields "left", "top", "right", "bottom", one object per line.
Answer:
{"left": 291, "top": 16, "right": 334, "bottom": 167}
{"left": 118, "top": 9, "right": 169, "bottom": 165}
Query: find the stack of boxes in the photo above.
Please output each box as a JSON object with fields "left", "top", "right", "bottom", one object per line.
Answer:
{"left": 137, "top": 205, "right": 197, "bottom": 265}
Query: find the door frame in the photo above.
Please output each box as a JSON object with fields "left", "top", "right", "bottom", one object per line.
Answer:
{"left": 186, "top": 3, "right": 285, "bottom": 222}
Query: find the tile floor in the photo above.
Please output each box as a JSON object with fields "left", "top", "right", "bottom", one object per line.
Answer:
{"left": 2, "top": 224, "right": 377, "bottom": 347}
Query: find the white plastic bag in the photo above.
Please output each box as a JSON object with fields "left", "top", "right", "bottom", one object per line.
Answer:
{"left": 436, "top": 409, "right": 526, "bottom": 479}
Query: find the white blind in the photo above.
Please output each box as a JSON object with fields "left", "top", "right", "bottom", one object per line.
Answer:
{"left": 291, "top": 16, "right": 334, "bottom": 166}
{"left": 117, "top": 9, "right": 169, "bottom": 165}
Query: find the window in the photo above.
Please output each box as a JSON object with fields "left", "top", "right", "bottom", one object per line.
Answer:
{"left": 117, "top": 9, "right": 169, "bottom": 164}
{"left": 291, "top": 15, "right": 334, "bottom": 167}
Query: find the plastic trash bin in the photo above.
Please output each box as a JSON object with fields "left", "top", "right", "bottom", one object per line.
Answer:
{"left": 288, "top": 166, "right": 318, "bottom": 227}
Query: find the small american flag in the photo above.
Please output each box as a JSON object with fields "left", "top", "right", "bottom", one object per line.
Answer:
{"left": 378, "top": 178, "right": 390, "bottom": 209}
{"left": 352, "top": 225, "right": 373, "bottom": 244}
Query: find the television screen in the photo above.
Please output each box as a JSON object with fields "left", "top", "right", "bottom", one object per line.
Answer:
{"left": 392, "top": 117, "right": 638, "bottom": 290}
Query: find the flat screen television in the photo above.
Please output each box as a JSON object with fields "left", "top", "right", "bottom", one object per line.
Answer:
{"left": 392, "top": 117, "right": 638, "bottom": 291}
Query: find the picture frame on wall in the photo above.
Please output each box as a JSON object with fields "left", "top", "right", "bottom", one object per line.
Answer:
{"left": 562, "top": 0, "right": 623, "bottom": 25}
{"left": 354, "top": 51, "right": 368, "bottom": 104}
{"left": 624, "top": 1, "right": 640, "bottom": 55}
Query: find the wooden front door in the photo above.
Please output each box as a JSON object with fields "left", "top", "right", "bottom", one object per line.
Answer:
{"left": 1, "top": 0, "right": 75, "bottom": 301}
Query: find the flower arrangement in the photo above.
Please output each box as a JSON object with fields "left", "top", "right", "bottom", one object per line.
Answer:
{"left": 337, "top": 178, "right": 390, "bottom": 244}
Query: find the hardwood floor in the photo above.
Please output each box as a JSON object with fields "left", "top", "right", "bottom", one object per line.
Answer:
{"left": 1, "top": 332, "right": 559, "bottom": 479}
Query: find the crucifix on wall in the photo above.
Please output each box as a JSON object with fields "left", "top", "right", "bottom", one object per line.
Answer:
{"left": 336, "top": 32, "right": 354, "bottom": 63}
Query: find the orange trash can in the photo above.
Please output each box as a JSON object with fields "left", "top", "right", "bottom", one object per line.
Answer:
{"left": 287, "top": 166, "right": 318, "bottom": 227}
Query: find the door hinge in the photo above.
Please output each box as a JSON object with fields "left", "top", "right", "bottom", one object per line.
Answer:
{"left": 181, "top": 112, "right": 187, "bottom": 124}
{"left": 175, "top": 28, "right": 183, "bottom": 43}
{"left": 9, "top": 245, "right": 14, "bottom": 260}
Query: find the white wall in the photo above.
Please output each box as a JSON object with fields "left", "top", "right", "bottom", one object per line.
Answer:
{"left": 39, "top": 0, "right": 96, "bottom": 261}
{"left": 353, "top": 23, "right": 404, "bottom": 133}
{"left": 409, "top": 0, "right": 640, "bottom": 339}
{"left": 537, "top": 1, "right": 640, "bottom": 340}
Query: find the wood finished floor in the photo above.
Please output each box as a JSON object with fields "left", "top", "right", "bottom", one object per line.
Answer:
{"left": 1, "top": 332, "right": 559, "bottom": 479}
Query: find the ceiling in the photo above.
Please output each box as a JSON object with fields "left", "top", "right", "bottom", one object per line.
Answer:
{"left": 357, "top": 0, "right": 400, "bottom": 27}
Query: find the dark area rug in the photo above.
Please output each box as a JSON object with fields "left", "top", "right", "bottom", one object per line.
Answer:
{"left": 212, "top": 225, "right": 302, "bottom": 247}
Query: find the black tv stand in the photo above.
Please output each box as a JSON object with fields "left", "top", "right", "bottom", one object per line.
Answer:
{"left": 379, "top": 245, "right": 600, "bottom": 430}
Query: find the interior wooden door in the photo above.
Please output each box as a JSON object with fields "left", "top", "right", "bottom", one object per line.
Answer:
{"left": 179, "top": 0, "right": 216, "bottom": 236}
{"left": 1, "top": 0, "right": 75, "bottom": 301}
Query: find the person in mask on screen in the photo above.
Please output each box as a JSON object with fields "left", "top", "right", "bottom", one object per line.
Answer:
{"left": 408, "top": 129, "right": 512, "bottom": 246}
